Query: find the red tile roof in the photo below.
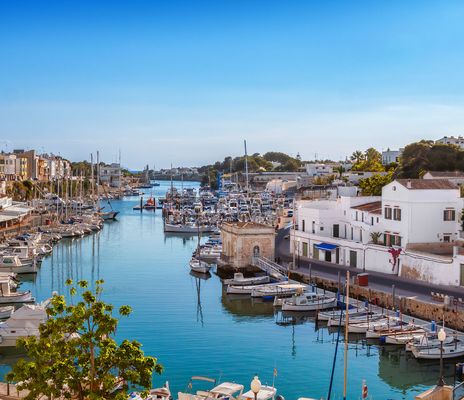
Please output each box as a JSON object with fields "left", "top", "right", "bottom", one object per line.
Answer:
{"left": 351, "top": 201, "right": 382, "bottom": 214}
{"left": 396, "top": 179, "right": 458, "bottom": 190}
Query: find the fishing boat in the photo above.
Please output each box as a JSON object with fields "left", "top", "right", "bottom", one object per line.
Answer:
{"left": 384, "top": 328, "right": 427, "bottom": 345}
{"left": 177, "top": 376, "right": 245, "bottom": 400}
{"left": 365, "top": 322, "right": 417, "bottom": 339}
{"left": 405, "top": 332, "right": 461, "bottom": 352}
{"left": 189, "top": 258, "right": 211, "bottom": 274}
{"left": 412, "top": 341, "right": 464, "bottom": 359}
{"left": 281, "top": 292, "right": 337, "bottom": 312}
{"left": 317, "top": 307, "right": 368, "bottom": 322}
{"left": 99, "top": 210, "right": 120, "bottom": 221}
{"left": 242, "top": 385, "right": 277, "bottom": 400}
{"left": 223, "top": 273, "right": 270, "bottom": 286}
{"left": 0, "top": 306, "right": 14, "bottom": 319}
{"left": 251, "top": 282, "right": 307, "bottom": 299}
{"left": 327, "top": 311, "right": 380, "bottom": 327}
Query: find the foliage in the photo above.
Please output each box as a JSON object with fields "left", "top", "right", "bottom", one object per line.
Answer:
{"left": 358, "top": 171, "right": 394, "bottom": 196}
{"left": 351, "top": 148, "right": 384, "bottom": 172}
{"left": 263, "top": 152, "right": 294, "bottom": 164}
{"left": 397, "top": 141, "right": 464, "bottom": 178}
{"left": 7, "top": 280, "right": 162, "bottom": 400}
{"left": 6, "top": 180, "right": 35, "bottom": 201}
{"left": 370, "top": 232, "right": 382, "bottom": 245}
{"left": 313, "top": 174, "right": 336, "bottom": 185}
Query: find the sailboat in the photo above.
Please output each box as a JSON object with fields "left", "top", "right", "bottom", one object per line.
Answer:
{"left": 189, "top": 220, "right": 211, "bottom": 274}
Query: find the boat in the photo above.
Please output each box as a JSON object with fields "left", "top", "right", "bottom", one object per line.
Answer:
{"left": 251, "top": 282, "right": 307, "bottom": 299}
{"left": 317, "top": 307, "right": 368, "bottom": 322}
{"left": 227, "top": 281, "right": 284, "bottom": 295}
{"left": 242, "top": 385, "right": 276, "bottom": 400}
{"left": 177, "top": 376, "right": 245, "bottom": 400}
{"left": 128, "top": 382, "right": 171, "bottom": 400}
{"left": 281, "top": 292, "right": 337, "bottom": 312}
{"left": 0, "top": 301, "right": 49, "bottom": 347}
{"left": 0, "top": 255, "right": 37, "bottom": 274}
{"left": 365, "top": 322, "right": 418, "bottom": 339}
{"left": 327, "top": 311, "right": 380, "bottom": 327}
{"left": 164, "top": 223, "right": 216, "bottom": 234}
{"left": 0, "top": 277, "right": 34, "bottom": 304}
{"left": 99, "top": 210, "right": 120, "bottom": 221}
{"left": 384, "top": 329, "right": 427, "bottom": 345}
{"left": 0, "top": 306, "right": 14, "bottom": 319}
{"left": 223, "top": 273, "right": 270, "bottom": 286}
{"left": 189, "top": 258, "right": 211, "bottom": 274}
{"left": 412, "top": 341, "right": 464, "bottom": 359}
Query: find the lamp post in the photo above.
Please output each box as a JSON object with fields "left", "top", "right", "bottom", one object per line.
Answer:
{"left": 438, "top": 328, "right": 447, "bottom": 386}
{"left": 251, "top": 376, "right": 261, "bottom": 400}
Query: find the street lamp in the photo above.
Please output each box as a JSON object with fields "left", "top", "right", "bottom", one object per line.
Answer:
{"left": 251, "top": 376, "right": 261, "bottom": 400}
{"left": 438, "top": 328, "right": 447, "bottom": 386}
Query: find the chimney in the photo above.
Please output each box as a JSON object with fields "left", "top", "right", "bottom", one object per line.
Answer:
{"left": 406, "top": 179, "right": 412, "bottom": 189}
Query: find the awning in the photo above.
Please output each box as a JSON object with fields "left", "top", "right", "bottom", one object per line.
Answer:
{"left": 315, "top": 242, "right": 338, "bottom": 251}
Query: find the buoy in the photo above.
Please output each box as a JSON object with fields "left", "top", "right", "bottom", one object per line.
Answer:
{"left": 362, "top": 379, "right": 368, "bottom": 399}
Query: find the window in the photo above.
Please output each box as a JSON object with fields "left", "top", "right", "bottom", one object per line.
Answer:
{"left": 444, "top": 209, "right": 456, "bottom": 221}
{"left": 355, "top": 211, "right": 358, "bottom": 221}
{"left": 361, "top": 213, "right": 364, "bottom": 222}
{"left": 312, "top": 221, "right": 315, "bottom": 234}
{"left": 443, "top": 234, "right": 451, "bottom": 243}
{"left": 333, "top": 224, "right": 339, "bottom": 238}
{"left": 384, "top": 207, "right": 392, "bottom": 220}
{"left": 301, "top": 220, "right": 305, "bottom": 232}
{"left": 371, "top": 217, "right": 374, "bottom": 225}
{"left": 393, "top": 208, "right": 401, "bottom": 221}
{"left": 351, "top": 227, "right": 354, "bottom": 240}
{"left": 384, "top": 233, "right": 402, "bottom": 247}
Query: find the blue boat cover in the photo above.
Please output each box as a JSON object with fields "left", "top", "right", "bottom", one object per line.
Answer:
{"left": 315, "top": 242, "right": 338, "bottom": 251}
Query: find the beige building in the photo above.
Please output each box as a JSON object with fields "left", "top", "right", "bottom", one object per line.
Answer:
{"left": 220, "top": 222, "right": 275, "bottom": 269}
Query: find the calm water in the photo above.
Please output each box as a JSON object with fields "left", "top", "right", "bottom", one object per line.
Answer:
{"left": 0, "top": 181, "right": 453, "bottom": 399}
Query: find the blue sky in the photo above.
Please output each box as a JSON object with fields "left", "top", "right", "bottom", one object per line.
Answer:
{"left": 1, "top": 1, "right": 464, "bottom": 168}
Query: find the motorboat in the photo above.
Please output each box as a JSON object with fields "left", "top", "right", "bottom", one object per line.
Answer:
{"left": 0, "top": 306, "right": 14, "bottom": 319}
{"left": 129, "top": 382, "right": 171, "bottom": 400}
{"left": 164, "top": 223, "right": 216, "bottom": 233}
{"left": 0, "top": 255, "right": 37, "bottom": 274}
{"left": 384, "top": 329, "right": 427, "bottom": 345}
{"left": 242, "top": 385, "right": 277, "bottom": 400}
{"left": 223, "top": 273, "right": 270, "bottom": 286}
{"left": 227, "top": 281, "right": 284, "bottom": 295}
{"left": 327, "top": 311, "right": 380, "bottom": 327}
{"left": 281, "top": 292, "right": 337, "bottom": 312}
{"left": 99, "top": 210, "right": 119, "bottom": 221}
{"left": 189, "top": 258, "right": 212, "bottom": 274}
{"left": 0, "top": 277, "right": 34, "bottom": 304}
{"left": 177, "top": 376, "right": 244, "bottom": 400}
{"left": 0, "top": 301, "right": 49, "bottom": 347}
{"left": 366, "top": 322, "right": 417, "bottom": 339}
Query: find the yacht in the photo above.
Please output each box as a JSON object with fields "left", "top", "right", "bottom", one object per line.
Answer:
{"left": 189, "top": 258, "right": 212, "bottom": 274}
{"left": 0, "top": 255, "right": 37, "bottom": 274}
{"left": 280, "top": 292, "right": 337, "bottom": 312}
{"left": 0, "top": 276, "right": 34, "bottom": 304}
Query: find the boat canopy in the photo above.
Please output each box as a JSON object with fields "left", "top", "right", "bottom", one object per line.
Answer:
{"left": 315, "top": 242, "right": 338, "bottom": 251}
{"left": 211, "top": 382, "right": 245, "bottom": 396}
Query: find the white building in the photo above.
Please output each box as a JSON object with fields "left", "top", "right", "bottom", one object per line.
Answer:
{"left": 292, "top": 179, "right": 464, "bottom": 286}
{"left": 0, "top": 154, "right": 17, "bottom": 180}
{"left": 382, "top": 149, "right": 402, "bottom": 165}
{"left": 343, "top": 171, "right": 388, "bottom": 184}
{"left": 436, "top": 136, "right": 464, "bottom": 148}
{"left": 305, "top": 163, "right": 334, "bottom": 177}
{"left": 99, "top": 163, "right": 121, "bottom": 188}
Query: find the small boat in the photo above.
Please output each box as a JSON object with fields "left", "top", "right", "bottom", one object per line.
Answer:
{"left": 0, "top": 255, "right": 37, "bottom": 274}
{"left": 317, "top": 307, "right": 368, "bottom": 322}
{"left": 384, "top": 329, "right": 427, "bottom": 345}
{"left": 366, "top": 322, "right": 416, "bottom": 339}
{"left": 412, "top": 341, "right": 464, "bottom": 359}
{"left": 99, "top": 210, "right": 119, "bottom": 221}
{"left": 281, "top": 292, "right": 337, "bottom": 312}
{"left": 227, "top": 281, "right": 284, "bottom": 295}
{"left": 251, "top": 283, "right": 307, "bottom": 299}
{"left": 164, "top": 223, "right": 216, "bottom": 234}
{"left": 223, "top": 273, "right": 270, "bottom": 286}
{"left": 242, "top": 385, "right": 277, "bottom": 400}
{"left": 129, "top": 382, "right": 171, "bottom": 400}
{"left": 177, "top": 376, "right": 245, "bottom": 400}
{"left": 0, "top": 306, "right": 14, "bottom": 319}
{"left": 189, "top": 258, "right": 211, "bottom": 274}
{"left": 327, "top": 311, "right": 379, "bottom": 327}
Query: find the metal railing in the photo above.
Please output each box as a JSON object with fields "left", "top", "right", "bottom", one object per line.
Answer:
{"left": 252, "top": 256, "right": 287, "bottom": 279}
{"left": 454, "top": 381, "right": 464, "bottom": 400}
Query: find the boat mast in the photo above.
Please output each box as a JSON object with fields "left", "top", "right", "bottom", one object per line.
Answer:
{"left": 90, "top": 153, "right": 95, "bottom": 209}
{"left": 96, "top": 151, "right": 100, "bottom": 211}
{"left": 343, "top": 270, "right": 350, "bottom": 400}
{"left": 244, "top": 139, "right": 249, "bottom": 192}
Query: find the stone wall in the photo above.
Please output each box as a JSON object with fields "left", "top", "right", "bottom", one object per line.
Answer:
{"left": 289, "top": 271, "right": 464, "bottom": 331}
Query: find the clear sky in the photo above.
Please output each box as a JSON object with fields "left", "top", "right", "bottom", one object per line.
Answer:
{"left": 1, "top": 0, "right": 464, "bottom": 169}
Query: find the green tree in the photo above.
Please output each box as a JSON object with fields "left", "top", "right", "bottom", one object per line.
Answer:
{"left": 359, "top": 171, "right": 394, "bottom": 196}
{"left": 7, "top": 279, "right": 162, "bottom": 400}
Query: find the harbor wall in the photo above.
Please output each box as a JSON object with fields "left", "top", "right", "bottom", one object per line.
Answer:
{"left": 289, "top": 271, "right": 464, "bottom": 332}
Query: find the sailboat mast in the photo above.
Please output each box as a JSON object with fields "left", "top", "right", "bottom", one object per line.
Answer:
{"left": 343, "top": 270, "right": 350, "bottom": 400}
{"left": 244, "top": 139, "right": 249, "bottom": 192}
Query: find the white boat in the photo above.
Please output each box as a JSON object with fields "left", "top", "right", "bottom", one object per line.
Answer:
{"left": 0, "top": 276, "right": 34, "bottom": 304}
{"left": 223, "top": 273, "right": 270, "bottom": 286}
{"left": 227, "top": 281, "right": 284, "bottom": 295}
{"left": 99, "top": 210, "right": 120, "bottom": 221}
{"left": 366, "top": 323, "right": 418, "bottom": 339}
{"left": 189, "top": 258, "right": 211, "bottom": 274}
{"left": 242, "top": 385, "right": 276, "bottom": 400}
{"left": 251, "top": 283, "right": 307, "bottom": 299}
{"left": 129, "top": 382, "right": 171, "bottom": 400}
{"left": 0, "top": 306, "right": 14, "bottom": 319}
{"left": 164, "top": 223, "right": 216, "bottom": 233}
{"left": 177, "top": 377, "right": 244, "bottom": 400}
{"left": 0, "top": 302, "right": 48, "bottom": 347}
{"left": 0, "top": 255, "right": 37, "bottom": 274}
{"left": 317, "top": 307, "right": 368, "bottom": 322}
{"left": 412, "top": 342, "right": 464, "bottom": 359}
{"left": 384, "top": 329, "right": 427, "bottom": 345}
{"left": 281, "top": 292, "right": 337, "bottom": 312}
{"left": 347, "top": 316, "right": 393, "bottom": 333}
{"left": 406, "top": 334, "right": 461, "bottom": 352}
{"left": 327, "top": 311, "right": 380, "bottom": 327}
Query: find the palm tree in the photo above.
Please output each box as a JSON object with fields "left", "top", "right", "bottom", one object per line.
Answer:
{"left": 350, "top": 150, "right": 364, "bottom": 164}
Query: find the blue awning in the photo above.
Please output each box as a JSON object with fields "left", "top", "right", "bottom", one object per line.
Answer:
{"left": 315, "top": 243, "right": 338, "bottom": 251}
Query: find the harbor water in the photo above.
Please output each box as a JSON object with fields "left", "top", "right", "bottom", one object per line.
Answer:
{"left": 0, "top": 181, "right": 455, "bottom": 399}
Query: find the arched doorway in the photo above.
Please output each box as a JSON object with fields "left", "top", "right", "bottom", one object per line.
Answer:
{"left": 253, "top": 245, "right": 260, "bottom": 257}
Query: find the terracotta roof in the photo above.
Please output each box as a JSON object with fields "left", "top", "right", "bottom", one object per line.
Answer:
{"left": 396, "top": 179, "right": 458, "bottom": 190}
{"left": 351, "top": 201, "right": 382, "bottom": 214}
{"left": 425, "top": 171, "right": 464, "bottom": 178}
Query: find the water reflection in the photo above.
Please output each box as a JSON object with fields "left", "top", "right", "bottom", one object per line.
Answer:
{"left": 220, "top": 291, "right": 274, "bottom": 320}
